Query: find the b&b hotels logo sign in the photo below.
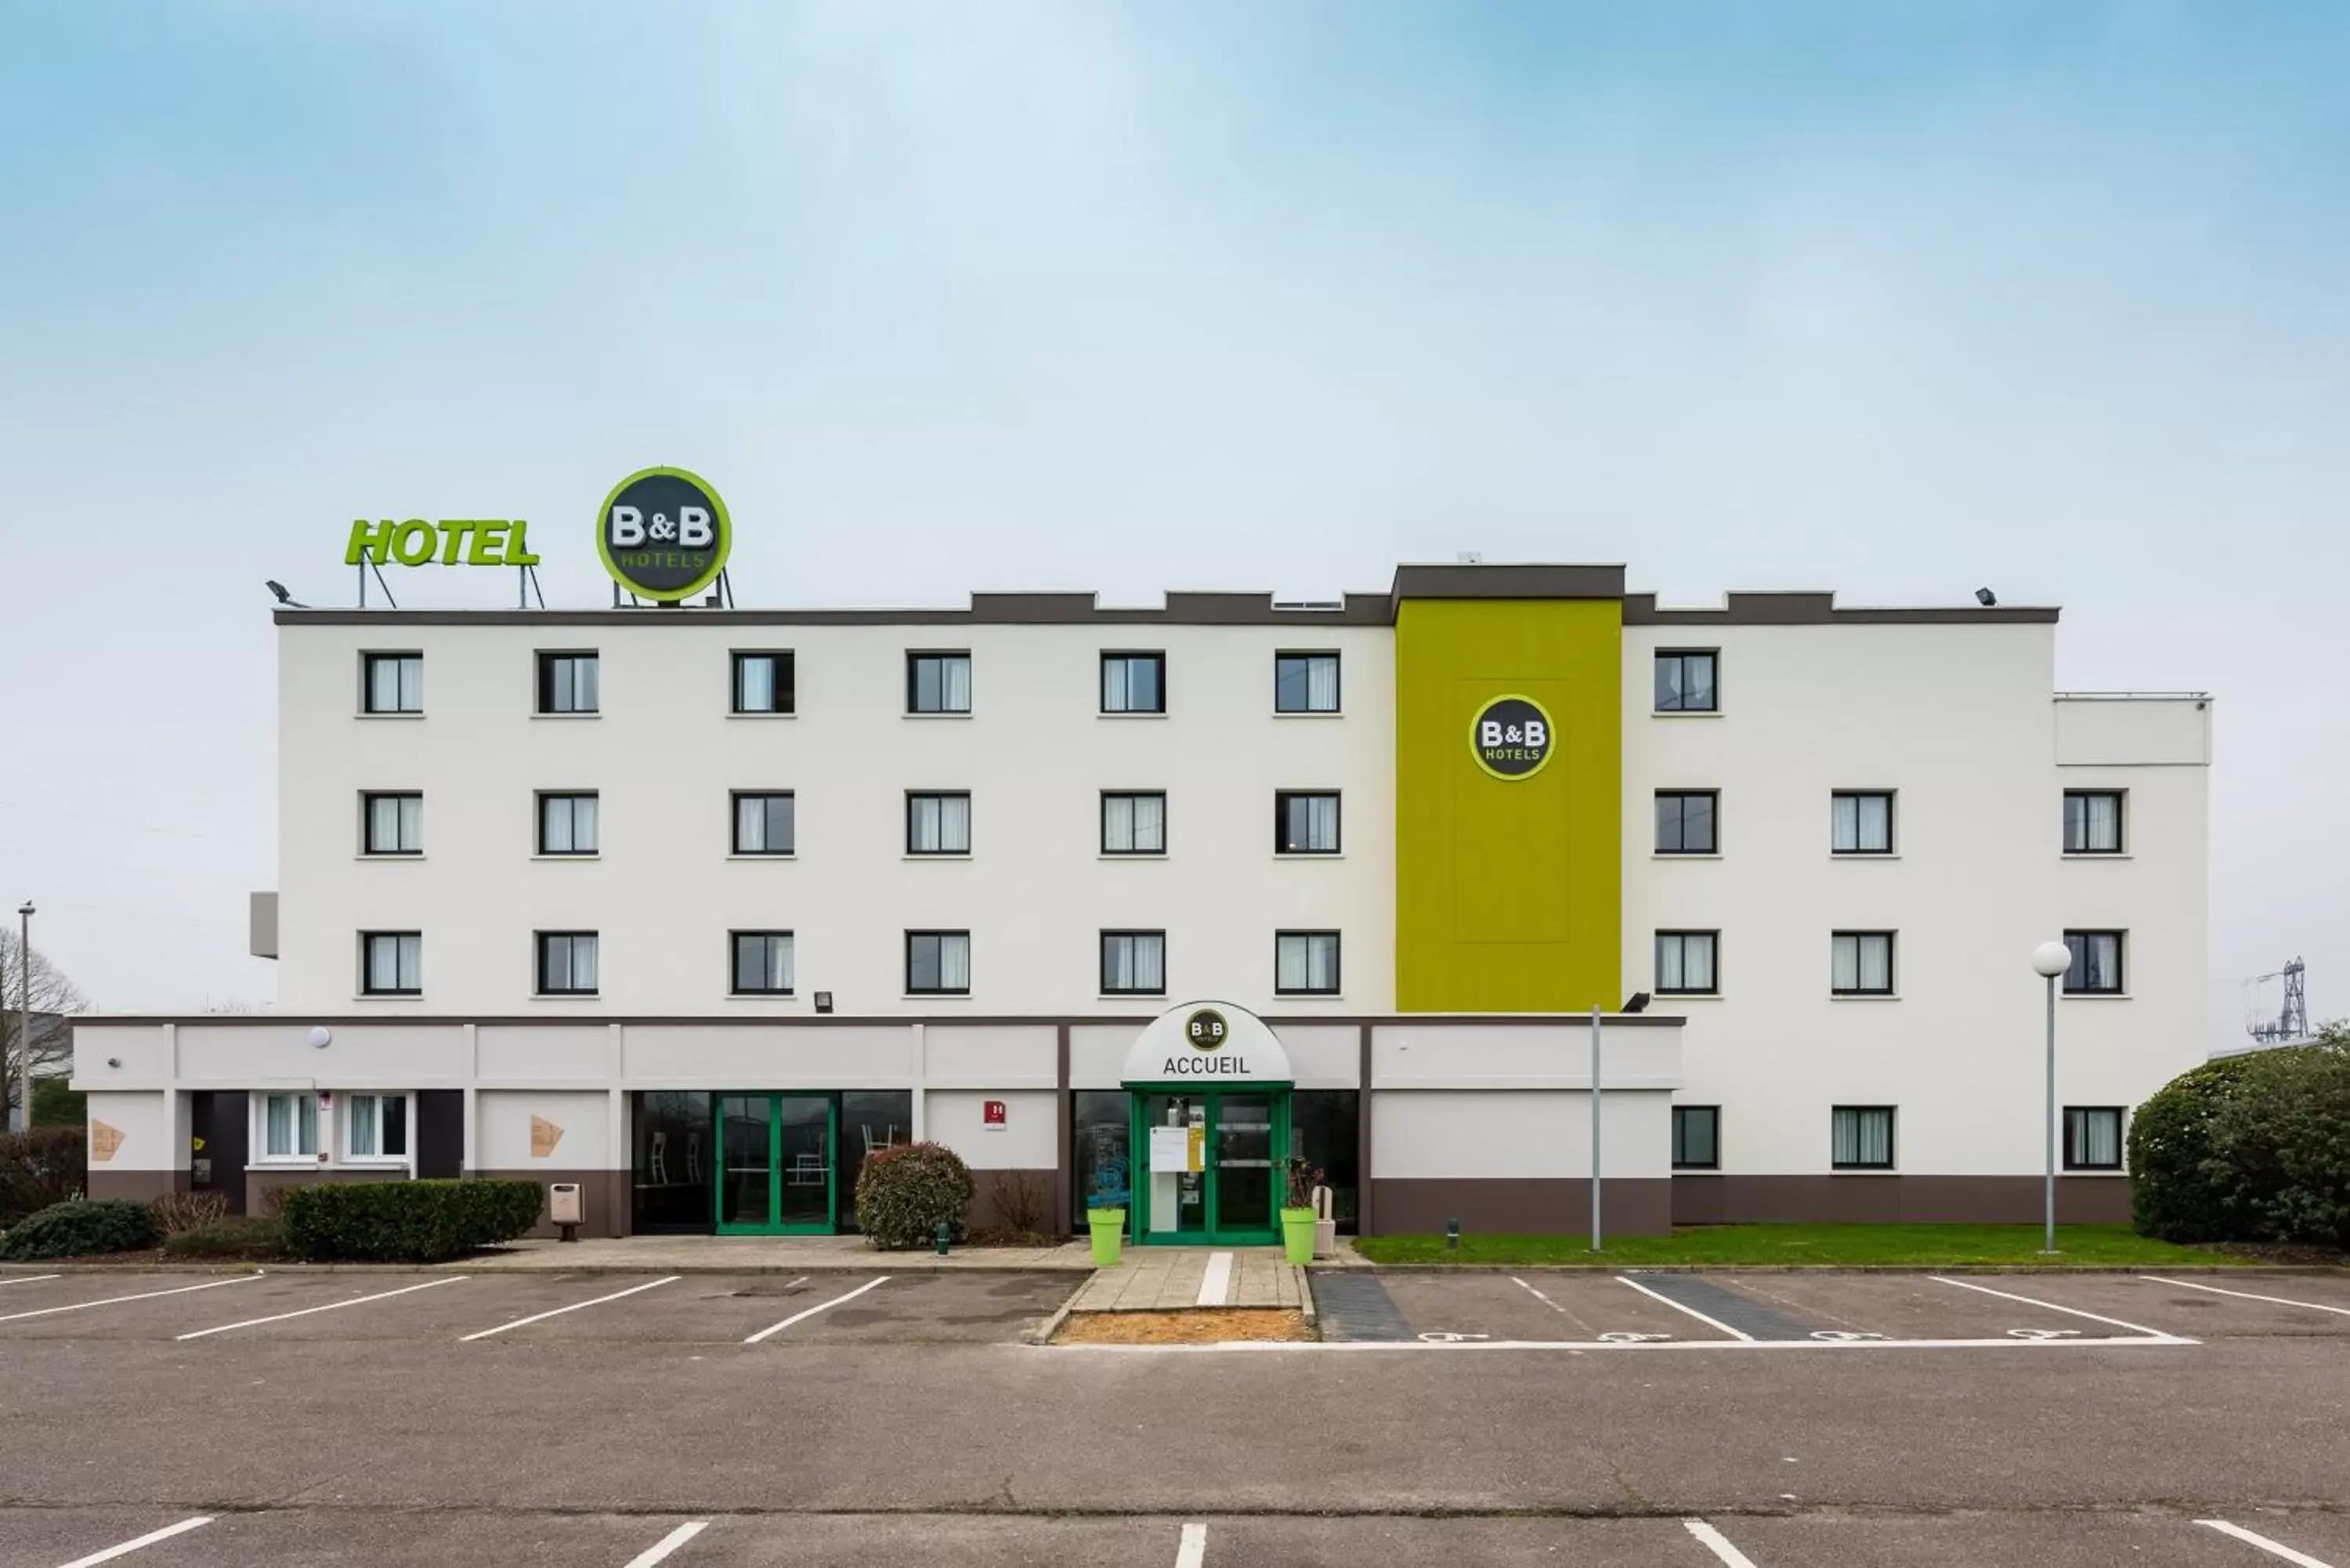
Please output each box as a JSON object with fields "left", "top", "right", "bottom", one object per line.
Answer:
{"left": 597, "top": 466, "right": 732, "bottom": 602}
{"left": 1470, "top": 693, "right": 1555, "bottom": 781}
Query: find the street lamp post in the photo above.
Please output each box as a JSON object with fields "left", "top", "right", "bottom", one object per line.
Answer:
{"left": 14, "top": 901, "right": 32, "bottom": 1134}
{"left": 2031, "top": 940, "right": 2073, "bottom": 1255}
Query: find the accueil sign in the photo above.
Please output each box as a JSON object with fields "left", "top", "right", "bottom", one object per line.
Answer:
{"left": 346, "top": 518, "right": 541, "bottom": 568}
{"left": 1119, "top": 1002, "right": 1294, "bottom": 1086}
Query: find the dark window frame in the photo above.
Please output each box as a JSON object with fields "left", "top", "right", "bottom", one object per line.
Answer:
{"left": 728, "top": 930, "right": 796, "bottom": 996}
{"left": 905, "top": 930, "right": 971, "bottom": 996}
{"left": 1654, "top": 789, "right": 1719, "bottom": 854}
{"left": 2063, "top": 789, "right": 2126, "bottom": 854}
{"left": 1099, "top": 929, "right": 1168, "bottom": 996}
{"left": 1273, "top": 651, "right": 1342, "bottom": 714}
{"left": 535, "top": 790, "right": 600, "bottom": 857}
{"left": 360, "top": 791, "right": 423, "bottom": 856}
{"left": 905, "top": 650, "right": 973, "bottom": 715}
{"left": 1831, "top": 1104, "right": 1897, "bottom": 1171}
{"left": 1100, "top": 650, "right": 1168, "bottom": 714}
{"left": 360, "top": 930, "right": 422, "bottom": 997}
{"left": 1654, "top": 649, "right": 1719, "bottom": 714}
{"left": 2063, "top": 930, "right": 2126, "bottom": 995}
{"left": 1273, "top": 790, "right": 1342, "bottom": 855}
{"left": 2063, "top": 1105, "right": 2127, "bottom": 1171}
{"left": 1831, "top": 930, "right": 1897, "bottom": 996}
{"left": 360, "top": 652, "right": 423, "bottom": 715}
{"left": 906, "top": 790, "right": 973, "bottom": 856}
{"left": 1099, "top": 790, "right": 1168, "bottom": 856}
{"left": 1672, "top": 1105, "right": 1721, "bottom": 1171}
{"left": 730, "top": 650, "right": 797, "bottom": 716}
{"left": 1274, "top": 929, "right": 1342, "bottom": 996}
{"left": 536, "top": 649, "right": 600, "bottom": 715}
{"left": 534, "top": 930, "right": 600, "bottom": 996}
{"left": 1831, "top": 789, "right": 1896, "bottom": 855}
{"left": 1654, "top": 930, "right": 1720, "bottom": 996}
{"left": 729, "top": 791, "right": 796, "bottom": 857}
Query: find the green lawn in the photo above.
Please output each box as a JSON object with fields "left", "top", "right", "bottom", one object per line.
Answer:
{"left": 1350, "top": 1223, "right": 2265, "bottom": 1268}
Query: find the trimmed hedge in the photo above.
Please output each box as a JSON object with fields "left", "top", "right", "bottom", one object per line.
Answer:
{"left": 2131, "top": 1029, "right": 2350, "bottom": 1248}
{"left": 279, "top": 1180, "right": 545, "bottom": 1263}
{"left": 0, "top": 1126, "right": 88, "bottom": 1227}
{"left": 164, "top": 1216, "right": 286, "bottom": 1261}
{"left": 0, "top": 1198, "right": 157, "bottom": 1260}
{"left": 855, "top": 1142, "right": 974, "bottom": 1249}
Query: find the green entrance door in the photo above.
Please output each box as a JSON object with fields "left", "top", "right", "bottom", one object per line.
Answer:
{"left": 1131, "top": 1089, "right": 1289, "bottom": 1245}
{"left": 714, "top": 1093, "right": 837, "bottom": 1234}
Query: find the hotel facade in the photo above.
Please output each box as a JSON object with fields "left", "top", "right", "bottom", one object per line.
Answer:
{"left": 71, "top": 562, "right": 2211, "bottom": 1241}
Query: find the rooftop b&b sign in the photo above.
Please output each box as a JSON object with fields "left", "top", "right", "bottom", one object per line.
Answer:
{"left": 597, "top": 465, "right": 732, "bottom": 602}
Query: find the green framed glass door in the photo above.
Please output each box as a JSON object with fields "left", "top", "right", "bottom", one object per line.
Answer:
{"left": 714, "top": 1093, "right": 837, "bottom": 1234}
{"left": 1130, "top": 1088, "right": 1289, "bottom": 1245}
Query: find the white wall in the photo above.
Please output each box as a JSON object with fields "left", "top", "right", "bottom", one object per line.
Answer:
{"left": 1373, "top": 1091, "right": 1672, "bottom": 1180}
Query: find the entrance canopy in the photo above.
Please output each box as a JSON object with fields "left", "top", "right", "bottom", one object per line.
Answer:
{"left": 1120, "top": 1000, "right": 1293, "bottom": 1085}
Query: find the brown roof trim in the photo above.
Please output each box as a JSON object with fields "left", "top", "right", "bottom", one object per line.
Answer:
{"left": 1390, "top": 563, "right": 1627, "bottom": 602}
{"left": 1623, "top": 591, "right": 2059, "bottom": 626}
{"left": 78, "top": 1010, "right": 1683, "bottom": 1029}
{"left": 276, "top": 594, "right": 1394, "bottom": 629}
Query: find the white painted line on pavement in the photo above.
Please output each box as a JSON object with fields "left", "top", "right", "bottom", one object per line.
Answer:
{"left": 460, "top": 1275, "right": 682, "bottom": 1341}
{"left": 55, "top": 1515, "right": 215, "bottom": 1566}
{"left": 1049, "top": 1332, "right": 2195, "bottom": 1353}
{"left": 1683, "top": 1519, "right": 1761, "bottom": 1567}
{"left": 744, "top": 1276, "right": 889, "bottom": 1343}
{"left": 2198, "top": 1519, "right": 2338, "bottom": 1566}
{"left": 1196, "top": 1252, "right": 1234, "bottom": 1308}
{"left": 177, "top": 1277, "right": 467, "bottom": 1340}
{"left": 1614, "top": 1275, "right": 1753, "bottom": 1342}
{"left": 1928, "top": 1275, "right": 2185, "bottom": 1340}
{"left": 2146, "top": 1277, "right": 2350, "bottom": 1319}
{"left": 1174, "top": 1520, "right": 1207, "bottom": 1568}
{"left": 621, "top": 1520, "right": 709, "bottom": 1567}
{"left": 0, "top": 1274, "right": 60, "bottom": 1287}
{"left": 1510, "top": 1277, "right": 1567, "bottom": 1313}
{"left": 0, "top": 1274, "right": 262, "bottom": 1325}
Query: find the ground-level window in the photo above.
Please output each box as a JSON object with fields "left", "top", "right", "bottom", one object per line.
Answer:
{"left": 906, "top": 930, "right": 971, "bottom": 995}
{"left": 2064, "top": 930, "right": 2125, "bottom": 995}
{"left": 1672, "top": 1105, "right": 1720, "bottom": 1170}
{"left": 1072, "top": 1090, "right": 1133, "bottom": 1230}
{"left": 1655, "top": 930, "right": 1719, "bottom": 995}
{"left": 345, "top": 1093, "right": 409, "bottom": 1162}
{"left": 260, "top": 1092, "right": 319, "bottom": 1160}
{"left": 1101, "top": 791, "right": 1166, "bottom": 854}
{"left": 2065, "top": 1107, "right": 2125, "bottom": 1171}
{"left": 1100, "top": 930, "right": 1166, "bottom": 995}
{"left": 629, "top": 1089, "right": 911, "bottom": 1235}
{"left": 732, "top": 931, "right": 795, "bottom": 995}
{"left": 1831, "top": 1106, "right": 1896, "bottom": 1170}
{"left": 1831, "top": 931, "right": 1896, "bottom": 995}
{"left": 1289, "top": 1089, "right": 1359, "bottom": 1233}
{"left": 537, "top": 931, "right": 599, "bottom": 995}
{"left": 360, "top": 931, "right": 421, "bottom": 996}
{"left": 1274, "top": 930, "right": 1340, "bottom": 995}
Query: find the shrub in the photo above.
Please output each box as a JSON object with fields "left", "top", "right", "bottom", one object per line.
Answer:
{"left": 0, "top": 1198, "right": 158, "bottom": 1260}
{"left": 280, "top": 1179, "right": 545, "bottom": 1263}
{"left": 2131, "top": 1028, "right": 2350, "bottom": 1248}
{"left": 970, "top": 1169, "right": 1058, "bottom": 1246}
{"left": 150, "top": 1190, "right": 230, "bottom": 1237}
{"left": 0, "top": 1126, "right": 88, "bottom": 1226}
{"left": 855, "top": 1142, "right": 974, "bottom": 1249}
{"left": 164, "top": 1216, "right": 285, "bottom": 1261}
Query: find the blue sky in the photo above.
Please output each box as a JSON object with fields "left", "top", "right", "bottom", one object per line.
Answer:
{"left": 1, "top": 2, "right": 2342, "bottom": 1036}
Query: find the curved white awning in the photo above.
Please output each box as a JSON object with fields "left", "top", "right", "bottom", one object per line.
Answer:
{"left": 1119, "top": 999, "right": 1293, "bottom": 1085}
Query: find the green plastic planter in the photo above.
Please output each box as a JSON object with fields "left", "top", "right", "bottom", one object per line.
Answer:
{"left": 1087, "top": 1207, "right": 1127, "bottom": 1266}
{"left": 1280, "top": 1206, "right": 1318, "bottom": 1265}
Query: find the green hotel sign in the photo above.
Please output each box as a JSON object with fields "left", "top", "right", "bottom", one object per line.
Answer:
{"left": 346, "top": 518, "right": 541, "bottom": 568}
{"left": 597, "top": 465, "right": 732, "bottom": 602}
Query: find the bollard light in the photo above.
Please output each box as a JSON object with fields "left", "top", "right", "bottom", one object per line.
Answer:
{"left": 1445, "top": 1217, "right": 1460, "bottom": 1251}
{"left": 935, "top": 1220, "right": 951, "bottom": 1257}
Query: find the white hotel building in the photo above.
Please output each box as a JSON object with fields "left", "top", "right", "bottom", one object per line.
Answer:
{"left": 72, "top": 563, "right": 2211, "bottom": 1241}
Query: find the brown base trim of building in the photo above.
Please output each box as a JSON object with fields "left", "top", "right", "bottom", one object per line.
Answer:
{"left": 86, "top": 1169, "right": 185, "bottom": 1205}
{"left": 969, "top": 1168, "right": 1060, "bottom": 1235}
{"left": 1368, "top": 1178, "right": 1674, "bottom": 1237}
{"left": 245, "top": 1165, "right": 404, "bottom": 1216}
{"left": 1671, "top": 1174, "right": 2135, "bottom": 1226}
{"left": 474, "top": 1168, "right": 631, "bottom": 1238}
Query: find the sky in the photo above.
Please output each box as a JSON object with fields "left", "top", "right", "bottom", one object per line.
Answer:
{"left": 0, "top": 1, "right": 2341, "bottom": 1044}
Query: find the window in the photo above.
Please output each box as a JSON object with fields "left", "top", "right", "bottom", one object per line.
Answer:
{"left": 362, "top": 653, "right": 422, "bottom": 715}
{"left": 732, "top": 651, "right": 795, "bottom": 715}
{"left": 1274, "top": 652, "right": 1340, "bottom": 714}
{"left": 906, "top": 930, "right": 971, "bottom": 995}
{"left": 1275, "top": 930, "right": 1341, "bottom": 995}
{"left": 907, "top": 792, "right": 972, "bottom": 855}
{"left": 362, "top": 792, "right": 422, "bottom": 855}
{"left": 1654, "top": 649, "right": 1718, "bottom": 714}
{"left": 1274, "top": 791, "right": 1341, "bottom": 854}
{"left": 1831, "top": 791, "right": 1894, "bottom": 854}
{"left": 1101, "top": 930, "right": 1166, "bottom": 995}
{"left": 731, "top": 931, "right": 795, "bottom": 995}
{"left": 360, "top": 931, "right": 421, "bottom": 996}
{"left": 1655, "top": 790, "right": 1718, "bottom": 854}
{"left": 346, "top": 1093, "right": 409, "bottom": 1162}
{"left": 2064, "top": 790, "right": 2124, "bottom": 854}
{"left": 1672, "top": 1106, "right": 1720, "bottom": 1170}
{"left": 537, "top": 651, "right": 599, "bottom": 714}
{"left": 1655, "top": 931, "right": 1719, "bottom": 995}
{"left": 906, "top": 652, "right": 971, "bottom": 714}
{"left": 537, "top": 792, "right": 599, "bottom": 855}
{"left": 1831, "top": 931, "right": 1895, "bottom": 995}
{"left": 537, "top": 931, "right": 599, "bottom": 995}
{"left": 1101, "top": 791, "right": 1166, "bottom": 855}
{"left": 1101, "top": 652, "right": 1166, "bottom": 714}
{"left": 2064, "top": 930, "right": 2125, "bottom": 995}
{"left": 1832, "top": 1106, "right": 1896, "bottom": 1169}
{"left": 261, "top": 1092, "right": 319, "bottom": 1159}
{"left": 2065, "top": 1107, "right": 2125, "bottom": 1171}
{"left": 732, "top": 792, "right": 795, "bottom": 856}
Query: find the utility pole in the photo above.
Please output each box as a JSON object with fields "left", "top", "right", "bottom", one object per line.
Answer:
{"left": 1589, "top": 1004, "right": 1602, "bottom": 1252}
{"left": 15, "top": 901, "right": 32, "bottom": 1133}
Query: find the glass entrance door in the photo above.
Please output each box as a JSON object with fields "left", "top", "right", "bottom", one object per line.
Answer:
{"left": 715, "top": 1093, "right": 837, "bottom": 1234}
{"left": 1131, "top": 1089, "right": 1289, "bottom": 1245}
{"left": 1214, "top": 1093, "right": 1274, "bottom": 1234}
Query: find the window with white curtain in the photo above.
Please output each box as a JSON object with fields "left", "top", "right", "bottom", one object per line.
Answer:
{"left": 361, "top": 931, "right": 421, "bottom": 995}
{"left": 1101, "top": 792, "right": 1166, "bottom": 854}
{"left": 906, "top": 930, "right": 971, "bottom": 995}
{"left": 731, "top": 651, "right": 795, "bottom": 715}
{"left": 1100, "top": 930, "right": 1166, "bottom": 995}
{"left": 1274, "top": 791, "right": 1340, "bottom": 854}
{"left": 907, "top": 652, "right": 972, "bottom": 714}
{"left": 2064, "top": 790, "right": 2124, "bottom": 853}
{"left": 1656, "top": 930, "right": 1719, "bottom": 995}
{"left": 537, "top": 931, "right": 599, "bottom": 995}
{"left": 537, "top": 792, "right": 599, "bottom": 855}
{"left": 537, "top": 652, "right": 599, "bottom": 714}
{"left": 732, "top": 793, "right": 795, "bottom": 855}
{"left": 2065, "top": 1107, "right": 2124, "bottom": 1170}
{"left": 362, "top": 653, "right": 423, "bottom": 715}
{"left": 1654, "top": 649, "right": 1719, "bottom": 713}
{"left": 261, "top": 1092, "right": 320, "bottom": 1160}
{"left": 1831, "top": 791, "right": 1894, "bottom": 854}
{"left": 1831, "top": 931, "right": 1895, "bottom": 995}
{"left": 345, "top": 1093, "right": 408, "bottom": 1162}
{"left": 1274, "top": 652, "right": 1341, "bottom": 714}
{"left": 2063, "top": 930, "right": 2124, "bottom": 995}
{"left": 362, "top": 792, "right": 423, "bottom": 854}
{"left": 1100, "top": 652, "right": 1166, "bottom": 714}
{"left": 907, "top": 792, "right": 972, "bottom": 854}
{"left": 1274, "top": 930, "right": 1341, "bottom": 995}
{"left": 732, "top": 931, "right": 796, "bottom": 995}
{"left": 1831, "top": 1106, "right": 1895, "bottom": 1169}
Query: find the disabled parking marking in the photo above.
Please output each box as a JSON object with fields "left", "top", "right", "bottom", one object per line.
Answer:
{"left": 0, "top": 1273, "right": 261, "bottom": 1324}
{"left": 1683, "top": 1518, "right": 1762, "bottom": 1566}
{"left": 1929, "top": 1275, "right": 2191, "bottom": 1341}
{"left": 1614, "top": 1275, "right": 1754, "bottom": 1341}
{"left": 2199, "top": 1519, "right": 2339, "bottom": 1566}
{"left": 1415, "top": 1331, "right": 1491, "bottom": 1343}
{"left": 54, "top": 1516, "right": 214, "bottom": 1567}
{"left": 1513, "top": 1277, "right": 1681, "bottom": 1342}
{"left": 743, "top": 1275, "right": 890, "bottom": 1343}
{"left": 2148, "top": 1277, "right": 2350, "bottom": 1319}
{"left": 620, "top": 1519, "right": 709, "bottom": 1567}
{"left": 176, "top": 1276, "right": 465, "bottom": 1340}
{"left": 460, "top": 1275, "right": 682, "bottom": 1341}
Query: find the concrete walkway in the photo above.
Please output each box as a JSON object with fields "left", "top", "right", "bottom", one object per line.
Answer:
{"left": 1069, "top": 1247, "right": 1307, "bottom": 1311}
{"left": 451, "top": 1235, "right": 1097, "bottom": 1273}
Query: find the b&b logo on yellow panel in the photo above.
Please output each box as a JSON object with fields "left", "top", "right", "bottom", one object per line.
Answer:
{"left": 1470, "top": 694, "right": 1555, "bottom": 781}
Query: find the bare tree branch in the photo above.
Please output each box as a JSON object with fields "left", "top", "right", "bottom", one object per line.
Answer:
{"left": 2, "top": 932, "right": 90, "bottom": 1122}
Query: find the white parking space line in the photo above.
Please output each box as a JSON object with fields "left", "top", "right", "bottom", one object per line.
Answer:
{"left": 0, "top": 1274, "right": 61, "bottom": 1288}
{"left": 1196, "top": 1252, "right": 1235, "bottom": 1308}
{"left": 1928, "top": 1275, "right": 2189, "bottom": 1340}
{"left": 2147, "top": 1277, "right": 2350, "bottom": 1318}
{"left": 54, "top": 1515, "right": 214, "bottom": 1567}
{"left": 1510, "top": 1277, "right": 1567, "bottom": 1313}
{"left": 620, "top": 1520, "right": 709, "bottom": 1567}
{"left": 1058, "top": 1333, "right": 2196, "bottom": 1354}
{"left": 1614, "top": 1276, "right": 1753, "bottom": 1342}
{"left": 461, "top": 1275, "right": 682, "bottom": 1342}
{"left": 176, "top": 1277, "right": 467, "bottom": 1340}
{"left": 1173, "top": 1520, "right": 1208, "bottom": 1568}
{"left": 0, "top": 1274, "right": 261, "bottom": 1324}
{"left": 744, "top": 1276, "right": 890, "bottom": 1343}
{"left": 2198, "top": 1519, "right": 2338, "bottom": 1566}
{"left": 1683, "top": 1518, "right": 1761, "bottom": 1566}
